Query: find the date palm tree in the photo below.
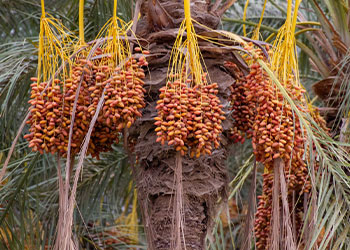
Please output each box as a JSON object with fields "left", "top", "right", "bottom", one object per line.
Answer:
{"left": 1, "top": 1, "right": 350, "bottom": 250}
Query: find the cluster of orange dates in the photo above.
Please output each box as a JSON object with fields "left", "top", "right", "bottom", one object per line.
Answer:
{"left": 155, "top": 75, "right": 225, "bottom": 157}
{"left": 227, "top": 43, "right": 322, "bottom": 249}
{"left": 247, "top": 64, "right": 311, "bottom": 249}
{"left": 89, "top": 55, "right": 147, "bottom": 158}
{"left": 226, "top": 61, "right": 254, "bottom": 143}
{"left": 25, "top": 47, "right": 147, "bottom": 159}
{"left": 25, "top": 79, "right": 65, "bottom": 154}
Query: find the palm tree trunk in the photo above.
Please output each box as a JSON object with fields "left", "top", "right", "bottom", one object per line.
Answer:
{"left": 128, "top": 1, "right": 237, "bottom": 248}
{"left": 130, "top": 130, "right": 229, "bottom": 249}
{"left": 129, "top": 58, "right": 234, "bottom": 249}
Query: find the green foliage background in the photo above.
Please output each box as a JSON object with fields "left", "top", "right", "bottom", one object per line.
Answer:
{"left": 1, "top": 0, "right": 350, "bottom": 249}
